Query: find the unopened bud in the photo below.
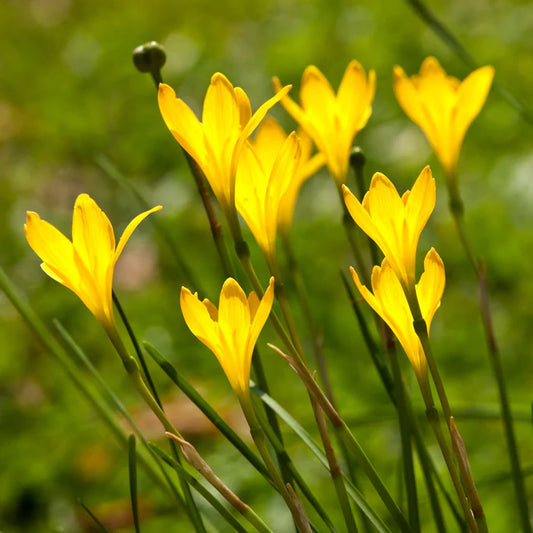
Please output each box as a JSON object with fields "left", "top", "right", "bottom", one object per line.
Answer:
{"left": 132, "top": 41, "right": 166, "bottom": 74}
{"left": 350, "top": 146, "right": 366, "bottom": 168}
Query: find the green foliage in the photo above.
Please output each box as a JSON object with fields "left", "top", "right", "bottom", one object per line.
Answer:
{"left": 1, "top": 0, "right": 532, "bottom": 531}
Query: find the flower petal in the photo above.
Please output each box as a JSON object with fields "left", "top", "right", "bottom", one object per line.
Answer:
{"left": 202, "top": 73, "right": 241, "bottom": 158}
{"left": 114, "top": 205, "right": 162, "bottom": 263}
{"left": 417, "top": 248, "right": 445, "bottom": 331}
{"left": 25, "top": 211, "right": 77, "bottom": 286}
{"left": 452, "top": 66, "right": 494, "bottom": 147}
{"left": 342, "top": 184, "right": 381, "bottom": 247}
{"left": 72, "top": 194, "right": 115, "bottom": 277}
{"left": 180, "top": 287, "right": 221, "bottom": 356}
{"left": 158, "top": 84, "right": 206, "bottom": 165}
{"left": 337, "top": 60, "right": 376, "bottom": 131}
{"left": 393, "top": 65, "right": 428, "bottom": 131}
{"left": 234, "top": 87, "right": 252, "bottom": 128}
{"left": 249, "top": 277, "right": 275, "bottom": 349}
{"left": 404, "top": 166, "right": 436, "bottom": 251}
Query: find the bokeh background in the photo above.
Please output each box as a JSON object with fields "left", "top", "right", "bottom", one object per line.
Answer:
{"left": 1, "top": 0, "right": 532, "bottom": 531}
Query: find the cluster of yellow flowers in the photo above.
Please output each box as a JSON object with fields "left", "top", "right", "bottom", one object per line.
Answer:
{"left": 25, "top": 57, "right": 493, "bottom": 403}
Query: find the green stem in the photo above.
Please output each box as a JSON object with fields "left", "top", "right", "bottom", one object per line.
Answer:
{"left": 388, "top": 343, "right": 420, "bottom": 532}
{"left": 247, "top": 392, "right": 337, "bottom": 532}
{"left": 270, "top": 343, "right": 411, "bottom": 532}
{"left": 341, "top": 271, "right": 454, "bottom": 530}
{"left": 0, "top": 268, "right": 189, "bottom": 511}
{"left": 423, "top": 401, "right": 478, "bottom": 533}
{"left": 406, "top": 292, "right": 481, "bottom": 531}
{"left": 166, "top": 434, "right": 274, "bottom": 533}
{"left": 149, "top": 444, "right": 249, "bottom": 533}
{"left": 54, "top": 323, "right": 185, "bottom": 505}
{"left": 241, "top": 399, "right": 313, "bottom": 533}
{"left": 106, "top": 329, "right": 207, "bottom": 533}
{"left": 310, "top": 395, "right": 359, "bottom": 532}
{"left": 446, "top": 175, "right": 531, "bottom": 533}
{"left": 147, "top": 343, "right": 336, "bottom": 528}
{"left": 113, "top": 290, "right": 161, "bottom": 407}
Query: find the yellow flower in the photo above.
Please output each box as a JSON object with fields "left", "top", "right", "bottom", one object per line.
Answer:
{"left": 342, "top": 166, "right": 435, "bottom": 290}
{"left": 393, "top": 57, "right": 494, "bottom": 177}
{"left": 158, "top": 73, "right": 291, "bottom": 217}
{"left": 25, "top": 194, "right": 161, "bottom": 330}
{"left": 180, "top": 277, "right": 275, "bottom": 399}
{"left": 273, "top": 60, "right": 376, "bottom": 185}
{"left": 350, "top": 249, "right": 445, "bottom": 380}
{"left": 236, "top": 132, "right": 301, "bottom": 267}
{"left": 249, "top": 117, "right": 326, "bottom": 234}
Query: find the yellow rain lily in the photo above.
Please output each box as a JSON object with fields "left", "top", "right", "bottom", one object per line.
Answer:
{"left": 351, "top": 249, "right": 445, "bottom": 382}
{"left": 25, "top": 194, "right": 161, "bottom": 331}
{"left": 158, "top": 73, "right": 291, "bottom": 218}
{"left": 249, "top": 117, "right": 326, "bottom": 234}
{"left": 273, "top": 60, "right": 376, "bottom": 185}
{"left": 393, "top": 57, "right": 494, "bottom": 177}
{"left": 180, "top": 277, "right": 275, "bottom": 400}
{"left": 236, "top": 132, "right": 301, "bottom": 268}
{"left": 342, "top": 166, "right": 435, "bottom": 291}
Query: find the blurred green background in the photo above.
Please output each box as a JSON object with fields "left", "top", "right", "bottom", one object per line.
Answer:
{"left": 1, "top": 0, "right": 532, "bottom": 531}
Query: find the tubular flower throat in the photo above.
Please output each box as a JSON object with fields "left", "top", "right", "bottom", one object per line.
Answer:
{"left": 342, "top": 166, "right": 435, "bottom": 290}
{"left": 393, "top": 57, "right": 494, "bottom": 177}
{"left": 351, "top": 249, "right": 445, "bottom": 379}
{"left": 273, "top": 60, "right": 375, "bottom": 185}
{"left": 25, "top": 194, "right": 161, "bottom": 329}
{"left": 248, "top": 117, "right": 326, "bottom": 233}
{"left": 180, "top": 277, "right": 275, "bottom": 399}
{"left": 158, "top": 73, "right": 291, "bottom": 216}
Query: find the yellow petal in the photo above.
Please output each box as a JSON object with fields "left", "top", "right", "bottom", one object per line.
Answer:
{"left": 372, "top": 261, "right": 421, "bottom": 369}
{"left": 203, "top": 298, "right": 218, "bottom": 321}
{"left": 249, "top": 277, "right": 275, "bottom": 350}
{"left": 251, "top": 117, "right": 286, "bottom": 173}
{"left": 393, "top": 65, "right": 428, "bottom": 130}
{"left": 115, "top": 205, "right": 162, "bottom": 262}
{"left": 158, "top": 84, "right": 206, "bottom": 165}
{"left": 240, "top": 84, "right": 291, "bottom": 145}
{"left": 72, "top": 194, "right": 115, "bottom": 278}
{"left": 202, "top": 73, "right": 241, "bottom": 158}
{"left": 218, "top": 278, "right": 251, "bottom": 345}
{"left": 180, "top": 287, "right": 221, "bottom": 357}
{"left": 349, "top": 266, "right": 382, "bottom": 319}
{"left": 362, "top": 174, "right": 405, "bottom": 265}
{"left": 343, "top": 184, "right": 381, "bottom": 246}
{"left": 300, "top": 66, "right": 336, "bottom": 116}
{"left": 273, "top": 76, "right": 314, "bottom": 134}
{"left": 236, "top": 142, "right": 269, "bottom": 252}
{"left": 25, "top": 211, "right": 77, "bottom": 287}
{"left": 416, "top": 248, "right": 445, "bottom": 331}
{"left": 404, "top": 166, "right": 436, "bottom": 250}
{"left": 234, "top": 87, "right": 252, "bottom": 127}
{"left": 452, "top": 66, "right": 494, "bottom": 147}
{"left": 337, "top": 60, "right": 376, "bottom": 131}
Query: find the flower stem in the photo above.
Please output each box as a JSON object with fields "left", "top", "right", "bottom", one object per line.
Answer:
{"left": 241, "top": 399, "right": 313, "bottom": 533}
{"left": 310, "top": 394, "right": 359, "bottom": 532}
{"left": 106, "top": 328, "right": 207, "bottom": 533}
{"left": 406, "top": 288, "right": 483, "bottom": 532}
{"left": 446, "top": 173, "right": 531, "bottom": 533}
{"left": 387, "top": 341, "right": 420, "bottom": 532}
